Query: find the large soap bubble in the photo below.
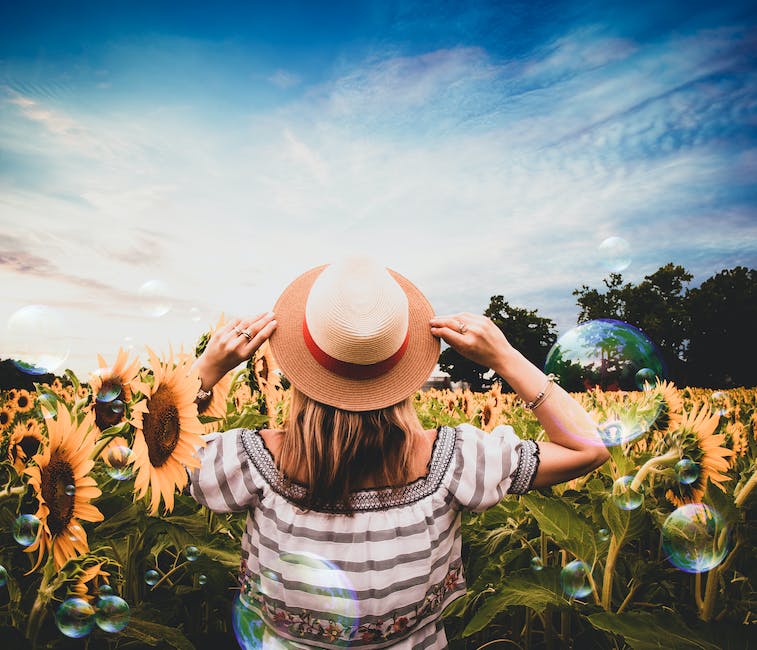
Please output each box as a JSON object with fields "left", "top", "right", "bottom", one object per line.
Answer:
{"left": 55, "top": 597, "right": 96, "bottom": 638}
{"left": 138, "top": 280, "right": 172, "bottom": 318}
{"left": 234, "top": 552, "right": 360, "bottom": 648}
{"left": 662, "top": 504, "right": 729, "bottom": 573}
{"left": 598, "top": 236, "right": 631, "bottom": 272}
{"left": 6, "top": 305, "right": 70, "bottom": 375}
{"left": 544, "top": 319, "right": 665, "bottom": 392}
{"left": 560, "top": 560, "right": 593, "bottom": 598}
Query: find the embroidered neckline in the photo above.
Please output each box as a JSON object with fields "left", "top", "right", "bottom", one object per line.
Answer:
{"left": 240, "top": 426, "right": 457, "bottom": 513}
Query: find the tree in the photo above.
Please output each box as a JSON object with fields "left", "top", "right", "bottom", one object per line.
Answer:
{"left": 573, "top": 263, "right": 692, "bottom": 384}
{"left": 686, "top": 266, "right": 757, "bottom": 388}
{"left": 439, "top": 297, "right": 557, "bottom": 391}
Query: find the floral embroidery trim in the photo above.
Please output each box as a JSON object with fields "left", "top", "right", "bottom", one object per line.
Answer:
{"left": 508, "top": 439, "right": 540, "bottom": 495}
{"left": 240, "top": 425, "right": 457, "bottom": 513}
{"left": 238, "top": 561, "right": 463, "bottom": 647}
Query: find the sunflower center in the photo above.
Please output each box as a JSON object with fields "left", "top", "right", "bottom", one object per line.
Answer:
{"left": 144, "top": 386, "right": 181, "bottom": 467}
{"left": 40, "top": 454, "right": 76, "bottom": 536}
{"left": 17, "top": 435, "right": 41, "bottom": 462}
{"left": 0, "top": 411, "right": 9, "bottom": 426}
{"left": 17, "top": 395, "right": 30, "bottom": 409}
{"left": 95, "top": 400, "right": 125, "bottom": 431}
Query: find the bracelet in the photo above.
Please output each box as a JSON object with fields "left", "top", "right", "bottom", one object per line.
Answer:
{"left": 523, "top": 374, "right": 557, "bottom": 410}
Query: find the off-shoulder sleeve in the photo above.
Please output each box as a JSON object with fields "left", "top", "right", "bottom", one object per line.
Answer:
{"left": 446, "top": 423, "right": 540, "bottom": 512}
{"left": 187, "top": 428, "right": 264, "bottom": 513}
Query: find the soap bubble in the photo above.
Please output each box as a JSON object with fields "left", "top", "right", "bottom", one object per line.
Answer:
{"left": 105, "top": 446, "right": 134, "bottom": 480}
{"left": 197, "top": 574, "right": 207, "bottom": 585}
{"left": 144, "top": 570, "right": 160, "bottom": 586}
{"left": 95, "top": 373, "right": 122, "bottom": 403}
{"left": 710, "top": 391, "right": 729, "bottom": 417}
{"left": 612, "top": 476, "right": 644, "bottom": 510}
{"left": 138, "top": 280, "right": 172, "bottom": 318}
{"left": 0, "top": 565, "right": 7, "bottom": 587}
{"left": 598, "top": 528, "right": 610, "bottom": 542}
{"left": 675, "top": 458, "right": 699, "bottom": 485}
{"left": 64, "top": 484, "right": 76, "bottom": 496}
{"left": 185, "top": 546, "right": 200, "bottom": 562}
{"left": 635, "top": 367, "right": 658, "bottom": 390}
{"left": 98, "top": 584, "right": 114, "bottom": 597}
{"left": 189, "top": 307, "right": 203, "bottom": 322}
{"left": 95, "top": 595, "right": 130, "bottom": 632}
{"left": 6, "top": 305, "right": 70, "bottom": 374}
{"left": 55, "top": 597, "right": 96, "bottom": 638}
{"left": 38, "top": 393, "right": 58, "bottom": 419}
{"left": 13, "top": 514, "right": 40, "bottom": 546}
{"left": 598, "top": 236, "right": 631, "bottom": 272}
{"left": 560, "top": 560, "right": 593, "bottom": 598}
{"left": 545, "top": 319, "right": 666, "bottom": 393}
{"left": 596, "top": 415, "right": 648, "bottom": 447}
{"left": 232, "top": 593, "right": 268, "bottom": 649}
{"left": 68, "top": 524, "right": 84, "bottom": 542}
{"left": 662, "top": 504, "right": 729, "bottom": 573}
{"left": 530, "top": 556, "right": 544, "bottom": 572}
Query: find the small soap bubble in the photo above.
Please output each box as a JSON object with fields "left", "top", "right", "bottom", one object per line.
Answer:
{"left": 530, "top": 556, "right": 544, "bottom": 572}
{"left": 123, "top": 336, "right": 135, "bottom": 351}
{"left": 675, "top": 458, "right": 699, "bottom": 485}
{"left": 144, "top": 569, "right": 160, "bottom": 586}
{"left": 55, "top": 597, "right": 96, "bottom": 638}
{"left": 545, "top": 319, "right": 666, "bottom": 394}
{"left": 38, "top": 393, "right": 58, "bottom": 419}
{"left": 612, "top": 476, "right": 644, "bottom": 510}
{"left": 138, "top": 280, "right": 172, "bottom": 318}
{"left": 68, "top": 524, "right": 84, "bottom": 542}
{"left": 710, "top": 391, "right": 729, "bottom": 417}
{"left": 95, "top": 375, "right": 122, "bottom": 403}
{"left": 189, "top": 307, "right": 203, "bottom": 322}
{"left": 598, "top": 528, "right": 610, "bottom": 542}
{"left": 635, "top": 367, "right": 657, "bottom": 390}
{"left": 64, "top": 484, "right": 76, "bottom": 496}
{"left": 598, "top": 236, "right": 631, "bottom": 272}
{"left": 198, "top": 574, "right": 208, "bottom": 585}
{"left": 95, "top": 595, "right": 130, "bottom": 632}
{"left": 185, "top": 546, "right": 200, "bottom": 562}
{"left": 105, "top": 446, "right": 134, "bottom": 481}
{"left": 0, "top": 565, "right": 8, "bottom": 587}
{"left": 560, "top": 560, "right": 593, "bottom": 598}
{"left": 13, "top": 514, "right": 40, "bottom": 546}
{"left": 662, "top": 504, "right": 729, "bottom": 573}
{"left": 98, "top": 584, "right": 114, "bottom": 597}
{"left": 6, "top": 305, "right": 71, "bottom": 374}
{"left": 109, "top": 400, "right": 125, "bottom": 415}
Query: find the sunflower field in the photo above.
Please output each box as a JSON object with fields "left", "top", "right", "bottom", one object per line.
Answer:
{"left": 0, "top": 340, "right": 754, "bottom": 649}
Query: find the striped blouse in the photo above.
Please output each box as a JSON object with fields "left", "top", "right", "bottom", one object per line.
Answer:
{"left": 188, "top": 423, "right": 539, "bottom": 649}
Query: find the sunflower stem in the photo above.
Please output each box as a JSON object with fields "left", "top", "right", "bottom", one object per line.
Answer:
{"left": 151, "top": 561, "right": 189, "bottom": 590}
{"left": 695, "top": 571, "right": 704, "bottom": 611}
{"left": 630, "top": 448, "right": 679, "bottom": 492}
{"left": 700, "top": 567, "right": 719, "bottom": 621}
{"left": 601, "top": 534, "right": 620, "bottom": 611}
{"left": 734, "top": 468, "right": 757, "bottom": 508}
{"left": 26, "top": 555, "right": 56, "bottom": 646}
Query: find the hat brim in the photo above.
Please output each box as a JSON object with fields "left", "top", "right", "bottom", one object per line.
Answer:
{"left": 269, "top": 264, "right": 440, "bottom": 411}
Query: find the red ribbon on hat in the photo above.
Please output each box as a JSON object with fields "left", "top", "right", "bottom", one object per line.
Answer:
{"left": 302, "top": 318, "right": 409, "bottom": 380}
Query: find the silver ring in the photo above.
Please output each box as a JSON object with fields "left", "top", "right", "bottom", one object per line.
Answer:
{"left": 241, "top": 329, "right": 252, "bottom": 341}
{"left": 457, "top": 320, "right": 468, "bottom": 335}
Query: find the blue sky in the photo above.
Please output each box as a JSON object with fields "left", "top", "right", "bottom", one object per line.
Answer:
{"left": 1, "top": 1, "right": 756, "bottom": 377}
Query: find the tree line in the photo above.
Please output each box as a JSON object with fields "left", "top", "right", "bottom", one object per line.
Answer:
{"left": 439, "top": 264, "right": 757, "bottom": 391}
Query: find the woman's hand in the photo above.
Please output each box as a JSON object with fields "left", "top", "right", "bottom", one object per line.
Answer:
{"left": 429, "top": 312, "right": 514, "bottom": 370}
{"left": 193, "top": 311, "right": 277, "bottom": 390}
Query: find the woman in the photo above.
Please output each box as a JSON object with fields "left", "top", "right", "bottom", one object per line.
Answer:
{"left": 188, "top": 256, "right": 609, "bottom": 649}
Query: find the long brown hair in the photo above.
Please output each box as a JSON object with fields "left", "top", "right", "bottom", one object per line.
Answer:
{"left": 277, "top": 386, "right": 425, "bottom": 511}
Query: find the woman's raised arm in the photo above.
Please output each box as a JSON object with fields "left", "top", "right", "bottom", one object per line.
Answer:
{"left": 430, "top": 313, "right": 609, "bottom": 489}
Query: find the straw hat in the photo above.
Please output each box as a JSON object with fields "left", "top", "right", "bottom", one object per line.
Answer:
{"left": 269, "top": 256, "right": 440, "bottom": 411}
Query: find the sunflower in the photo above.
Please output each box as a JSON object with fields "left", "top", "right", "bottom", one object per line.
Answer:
{"left": 647, "top": 380, "right": 684, "bottom": 439}
{"left": 6, "top": 389, "right": 18, "bottom": 402}
{"left": 130, "top": 348, "right": 205, "bottom": 515}
{"left": 24, "top": 404, "right": 103, "bottom": 571}
{"left": 665, "top": 402, "right": 735, "bottom": 507}
{"left": 0, "top": 404, "right": 16, "bottom": 430}
{"left": 14, "top": 389, "right": 34, "bottom": 413}
{"left": 70, "top": 561, "right": 110, "bottom": 602}
{"left": 253, "top": 342, "right": 285, "bottom": 421}
{"left": 89, "top": 348, "right": 141, "bottom": 433}
{"left": 8, "top": 420, "right": 44, "bottom": 474}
